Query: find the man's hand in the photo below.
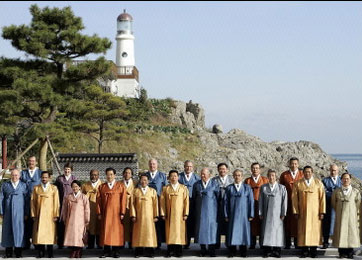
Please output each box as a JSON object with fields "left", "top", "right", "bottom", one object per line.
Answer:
{"left": 120, "top": 214, "right": 124, "bottom": 220}
{"left": 53, "top": 217, "right": 58, "bottom": 222}
{"left": 161, "top": 216, "right": 165, "bottom": 220}
{"left": 225, "top": 218, "right": 229, "bottom": 222}
{"left": 280, "top": 216, "right": 285, "bottom": 220}
{"left": 131, "top": 217, "right": 136, "bottom": 223}
{"left": 153, "top": 217, "right": 158, "bottom": 223}
{"left": 248, "top": 218, "right": 253, "bottom": 221}
{"left": 319, "top": 214, "right": 324, "bottom": 220}
{"left": 98, "top": 215, "right": 102, "bottom": 220}
{"left": 24, "top": 216, "right": 28, "bottom": 221}
{"left": 259, "top": 216, "right": 263, "bottom": 220}
{"left": 183, "top": 216, "right": 188, "bottom": 221}
{"left": 294, "top": 214, "right": 299, "bottom": 220}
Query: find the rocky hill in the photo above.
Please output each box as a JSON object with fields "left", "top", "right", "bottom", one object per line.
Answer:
{"left": 152, "top": 100, "right": 358, "bottom": 186}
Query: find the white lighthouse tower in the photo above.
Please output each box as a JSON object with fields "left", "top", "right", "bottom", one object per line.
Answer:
{"left": 110, "top": 10, "right": 140, "bottom": 98}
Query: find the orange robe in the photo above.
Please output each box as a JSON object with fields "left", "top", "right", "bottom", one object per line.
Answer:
{"left": 279, "top": 170, "right": 304, "bottom": 237}
{"left": 96, "top": 181, "right": 127, "bottom": 246}
{"left": 244, "top": 175, "right": 269, "bottom": 236}
{"left": 122, "top": 178, "right": 138, "bottom": 243}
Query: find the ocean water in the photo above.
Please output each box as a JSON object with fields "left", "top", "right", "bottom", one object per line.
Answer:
{"left": 332, "top": 154, "right": 362, "bottom": 180}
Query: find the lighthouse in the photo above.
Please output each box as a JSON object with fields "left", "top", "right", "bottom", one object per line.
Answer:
{"left": 110, "top": 10, "right": 140, "bottom": 98}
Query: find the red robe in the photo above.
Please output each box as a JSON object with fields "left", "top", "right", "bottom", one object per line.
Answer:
{"left": 244, "top": 175, "right": 269, "bottom": 236}
{"left": 279, "top": 170, "right": 304, "bottom": 237}
{"left": 96, "top": 182, "right": 127, "bottom": 246}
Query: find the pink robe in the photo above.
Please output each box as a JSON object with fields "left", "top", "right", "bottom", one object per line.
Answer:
{"left": 62, "top": 193, "right": 90, "bottom": 247}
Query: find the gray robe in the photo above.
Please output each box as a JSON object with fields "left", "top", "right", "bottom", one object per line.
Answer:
{"left": 331, "top": 187, "right": 361, "bottom": 248}
{"left": 258, "top": 183, "right": 287, "bottom": 247}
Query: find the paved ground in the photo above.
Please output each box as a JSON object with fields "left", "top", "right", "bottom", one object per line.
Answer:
{"left": 1, "top": 244, "right": 362, "bottom": 259}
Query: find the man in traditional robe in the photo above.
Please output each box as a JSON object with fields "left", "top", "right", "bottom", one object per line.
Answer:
{"left": 160, "top": 170, "right": 189, "bottom": 257}
{"left": 97, "top": 167, "right": 127, "bottom": 258}
{"left": 212, "top": 162, "right": 234, "bottom": 249}
{"left": 244, "top": 162, "right": 269, "bottom": 249}
{"left": 82, "top": 169, "right": 102, "bottom": 249}
{"left": 31, "top": 171, "right": 60, "bottom": 258}
{"left": 192, "top": 168, "right": 220, "bottom": 257}
{"left": 292, "top": 166, "right": 326, "bottom": 258}
{"left": 224, "top": 169, "right": 254, "bottom": 258}
{"left": 321, "top": 164, "right": 341, "bottom": 249}
{"left": 259, "top": 169, "right": 287, "bottom": 258}
{"left": 178, "top": 160, "right": 200, "bottom": 249}
{"left": 122, "top": 167, "right": 138, "bottom": 249}
{"left": 145, "top": 158, "right": 167, "bottom": 248}
{"left": 331, "top": 172, "right": 360, "bottom": 259}
{"left": 54, "top": 162, "right": 77, "bottom": 249}
{"left": 20, "top": 156, "right": 42, "bottom": 249}
{"left": 0, "top": 169, "right": 28, "bottom": 258}
{"left": 130, "top": 173, "right": 158, "bottom": 258}
{"left": 279, "top": 157, "right": 304, "bottom": 249}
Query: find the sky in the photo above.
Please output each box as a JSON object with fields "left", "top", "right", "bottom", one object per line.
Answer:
{"left": 1, "top": 1, "right": 361, "bottom": 154}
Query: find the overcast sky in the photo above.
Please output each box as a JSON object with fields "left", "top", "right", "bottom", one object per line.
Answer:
{"left": 1, "top": 1, "right": 361, "bottom": 154}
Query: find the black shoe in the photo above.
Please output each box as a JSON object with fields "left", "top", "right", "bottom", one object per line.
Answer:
{"left": 228, "top": 253, "right": 234, "bottom": 258}
{"left": 113, "top": 252, "right": 120, "bottom": 258}
{"left": 99, "top": 254, "right": 107, "bottom": 258}
{"left": 183, "top": 245, "right": 190, "bottom": 249}
{"left": 272, "top": 252, "right": 281, "bottom": 258}
{"left": 135, "top": 255, "right": 140, "bottom": 258}
{"left": 199, "top": 252, "right": 206, "bottom": 257}
{"left": 210, "top": 253, "right": 216, "bottom": 257}
{"left": 249, "top": 245, "right": 255, "bottom": 250}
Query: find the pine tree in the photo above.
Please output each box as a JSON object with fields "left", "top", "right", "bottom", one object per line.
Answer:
{"left": 1, "top": 4, "right": 113, "bottom": 169}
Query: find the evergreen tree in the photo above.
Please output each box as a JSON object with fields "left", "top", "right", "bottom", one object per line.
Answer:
{"left": 1, "top": 4, "right": 112, "bottom": 169}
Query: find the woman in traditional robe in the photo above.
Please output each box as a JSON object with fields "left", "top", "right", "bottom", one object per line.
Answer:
{"left": 62, "top": 180, "right": 90, "bottom": 258}
{"left": 331, "top": 172, "right": 360, "bottom": 259}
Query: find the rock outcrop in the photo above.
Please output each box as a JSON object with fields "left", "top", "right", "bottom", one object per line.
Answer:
{"left": 161, "top": 100, "right": 352, "bottom": 183}
{"left": 169, "top": 100, "right": 205, "bottom": 131}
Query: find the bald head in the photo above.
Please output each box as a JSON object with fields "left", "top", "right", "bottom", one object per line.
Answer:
{"left": 330, "top": 164, "right": 339, "bottom": 177}
{"left": 10, "top": 168, "right": 20, "bottom": 182}
{"left": 148, "top": 159, "right": 158, "bottom": 172}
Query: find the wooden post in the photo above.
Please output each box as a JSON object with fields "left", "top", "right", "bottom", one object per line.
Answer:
{"left": 1, "top": 136, "right": 7, "bottom": 169}
{"left": 46, "top": 136, "right": 62, "bottom": 175}
{"left": 0, "top": 138, "right": 39, "bottom": 179}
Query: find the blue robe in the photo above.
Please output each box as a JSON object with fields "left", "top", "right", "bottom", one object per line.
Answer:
{"left": 224, "top": 183, "right": 254, "bottom": 246}
{"left": 322, "top": 176, "right": 341, "bottom": 237}
{"left": 179, "top": 172, "right": 201, "bottom": 239}
{"left": 192, "top": 179, "right": 220, "bottom": 245}
{"left": 145, "top": 171, "right": 168, "bottom": 196}
{"left": 179, "top": 172, "right": 200, "bottom": 198}
{"left": 20, "top": 168, "right": 42, "bottom": 214}
{"left": 0, "top": 181, "right": 28, "bottom": 247}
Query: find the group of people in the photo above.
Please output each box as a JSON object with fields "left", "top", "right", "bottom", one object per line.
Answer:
{"left": 0, "top": 156, "right": 360, "bottom": 259}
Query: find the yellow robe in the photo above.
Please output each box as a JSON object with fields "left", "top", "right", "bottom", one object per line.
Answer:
{"left": 130, "top": 187, "right": 158, "bottom": 248}
{"left": 31, "top": 184, "right": 60, "bottom": 245}
{"left": 292, "top": 178, "right": 326, "bottom": 246}
{"left": 160, "top": 184, "right": 189, "bottom": 245}
{"left": 82, "top": 180, "right": 102, "bottom": 235}
{"left": 123, "top": 179, "right": 138, "bottom": 242}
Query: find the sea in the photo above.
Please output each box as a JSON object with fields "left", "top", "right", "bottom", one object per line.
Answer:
{"left": 332, "top": 154, "right": 362, "bottom": 180}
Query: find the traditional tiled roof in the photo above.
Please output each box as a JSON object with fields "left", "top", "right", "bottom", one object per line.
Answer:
{"left": 57, "top": 153, "right": 137, "bottom": 163}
